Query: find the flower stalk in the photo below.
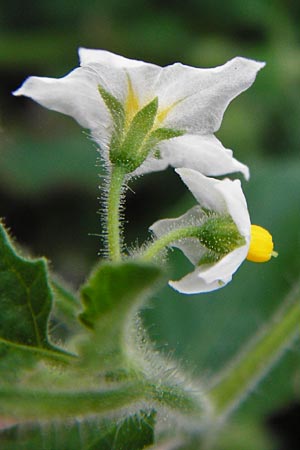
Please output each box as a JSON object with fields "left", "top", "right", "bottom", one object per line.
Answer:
{"left": 106, "top": 164, "right": 126, "bottom": 261}
{"left": 142, "top": 214, "right": 244, "bottom": 263}
{"left": 141, "top": 226, "right": 202, "bottom": 262}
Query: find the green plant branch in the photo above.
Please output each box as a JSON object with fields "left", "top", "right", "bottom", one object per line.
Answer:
{"left": 106, "top": 165, "right": 126, "bottom": 261}
{"left": 0, "top": 378, "right": 208, "bottom": 421}
{"left": 0, "top": 383, "right": 146, "bottom": 419}
{"left": 208, "top": 283, "right": 300, "bottom": 419}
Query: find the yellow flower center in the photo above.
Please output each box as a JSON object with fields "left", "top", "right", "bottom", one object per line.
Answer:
{"left": 246, "top": 224, "right": 278, "bottom": 263}
{"left": 124, "top": 75, "right": 182, "bottom": 129}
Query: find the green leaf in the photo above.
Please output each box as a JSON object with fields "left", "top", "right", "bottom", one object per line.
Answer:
{"left": 79, "top": 260, "right": 163, "bottom": 369}
{"left": 79, "top": 261, "right": 162, "bottom": 329}
{"left": 88, "top": 410, "right": 156, "bottom": 450}
{"left": 0, "top": 410, "right": 156, "bottom": 450}
{"left": 0, "top": 222, "right": 74, "bottom": 365}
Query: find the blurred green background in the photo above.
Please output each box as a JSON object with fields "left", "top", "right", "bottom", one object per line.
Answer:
{"left": 1, "top": 1, "right": 300, "bottom": 448}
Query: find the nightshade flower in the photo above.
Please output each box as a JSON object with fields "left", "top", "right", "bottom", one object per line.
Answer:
{"left": 13, "top": 48, "right": 264, "bottom": 177}
{"left": 150, "top": 168, "right": 276, "bottom": 294}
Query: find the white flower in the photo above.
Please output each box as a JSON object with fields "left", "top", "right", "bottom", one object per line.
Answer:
{"left": 150, "top": 168, "right": 251, "bottom": 293}
{"left": 13, "top": 48, "right": 264, "bottom": 177}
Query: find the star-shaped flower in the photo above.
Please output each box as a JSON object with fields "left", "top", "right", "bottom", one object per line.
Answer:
{"left": 13, "top": 48, "right": 264, "bottom": 177}
{"left": 150, "top": 168, "right": 276, "bottom": 293}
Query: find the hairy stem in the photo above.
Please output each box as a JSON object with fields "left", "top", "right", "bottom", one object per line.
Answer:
{"left": 0, "top": 381, "right": 207, "bottom": 420}
{"left": 106, "top": 165, "right": 126, "bottom": 261}
{"left": 141, "top": 226, "right": 201, "bottom": 262}
{"left": 208, "top": 284, "right": 300, "bottom": 420}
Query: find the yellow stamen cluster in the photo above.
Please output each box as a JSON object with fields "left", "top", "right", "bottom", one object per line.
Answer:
{"left": 246, "top": 224, "right": 278, "bottom": 263}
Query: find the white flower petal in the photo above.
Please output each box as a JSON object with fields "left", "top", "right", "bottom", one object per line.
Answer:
{"left": 14, "top": 49, "right": 263, "bottom": 179}
{"left": 169, "top": 268, "right": 232, "bottom": 294}
{"left": 169, "top": 245, "right": 248, "bottom": 294}
{"left": 199, "top": 246, "right": 248, "bottom": 284}
{"left": 79, "top": 48, "right": 162, "bottom": 107}
{"left": 133, "top": 134, "right": 249, "bottom": 179}
{"left": 215, "top": 179, "right": 251, "bottom": 237}
{"left": 132, "top": 154, "right": 168, "bottom": 176}
{"left": 175, "top": 168, "right": 228, "bottom": 213}
{"left": 175, "top": 168, "right": 250, "bottom": 236}
{"left": 13, "top": 67, "right": 111, "bottom": 133}
{"left": 159, "top": 134, "right": 249, "bottom": 179}
{"left": 154, "top": 57, "right": 265, "bottom": 134}
{"left": 79, "top": 47, "right": 155, "bottom": 69}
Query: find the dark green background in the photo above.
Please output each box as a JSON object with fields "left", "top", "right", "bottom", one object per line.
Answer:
{"left": 1, "top": 1, "right": 300, "bottom": 448}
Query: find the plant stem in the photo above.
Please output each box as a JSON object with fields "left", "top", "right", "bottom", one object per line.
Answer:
{"left": 106, "top": 165, "right": 126, "bottom": 261}
{"left": 0, "top": 383, "right": 147, "bottom": 420}
{"left": 0, "top": 381, "right": 208, "bottom": 420}
{"left": 141, "top": 226, "right": 200, "bottom": 262}
{"left": 208, "top": 284, "right": 300, "bottom": 419}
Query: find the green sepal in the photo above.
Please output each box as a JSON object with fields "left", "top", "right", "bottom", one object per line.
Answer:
{"left": 98, "top": 85, "right": 125, "bottom": 133}
{"left": 139, "top": 126, "right": 184, "bottom": 161}
{"left": 98, "top": 85, "right": 184, "bottom": 173}
{"left": 197, "top": 250, "right": 221, "bottom": 266}
{"left": 0, "top": 222, "right": 74, "bottom": 367}
{"left": 147, "top": 126, "right": 184, "bottom": 144}
{"left": 110, "top": 98, "right": 159, "bottom": 172}
{"left": 98, "top": 85, "right": 126, "bottom": 156}
{"left": 195, "top": 214, "right": 245, "bottom": 256}
{"left": 79, "top": 261, "right": 163, "bottom": 368}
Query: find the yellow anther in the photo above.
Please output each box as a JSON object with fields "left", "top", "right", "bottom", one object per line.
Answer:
{"left": 246, "top": 224, "right": 278, "bottom": 263}
{"left": 125, "top": 76, "right": 139, "bottom": 126}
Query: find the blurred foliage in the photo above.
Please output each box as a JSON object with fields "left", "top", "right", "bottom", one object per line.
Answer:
{"left": 1, "top": 0, "right": 300, "bottom": 448}
{"left": 0, "top": 411, "right": 155, "bottom": 450}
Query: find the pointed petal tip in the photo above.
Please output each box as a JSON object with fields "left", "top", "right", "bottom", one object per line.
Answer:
{"left": 241, "top": 164, "right": 250, "bottom": 181}
{"left": 168, "top": 279, "right": 185, "bottom": 293}
{"left": 256, "top": 60, "right": 266, "bottom": 69}
{"left": 12, "top": 84, "right": 25, "bottom": 97}
{"left": 12, "top": 77, "right": 35, "bottom": 98}
{"left": 78, "top": 46, "right": 90, "bottom": 63}
{"left": 227, "top": 56, "right": 266, "bottom": 75}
